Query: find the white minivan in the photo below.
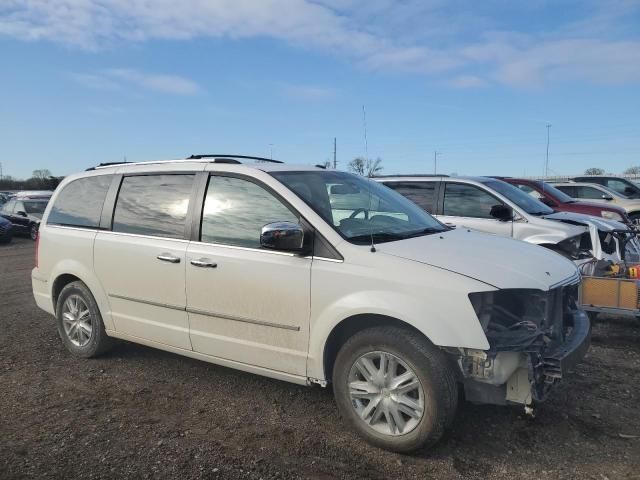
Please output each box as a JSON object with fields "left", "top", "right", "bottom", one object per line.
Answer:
{"left": 32, "top": 156, "right": 590, "bottom": 452}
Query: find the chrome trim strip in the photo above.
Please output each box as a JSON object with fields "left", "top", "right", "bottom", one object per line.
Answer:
{"left": 46, "top": 225, "right": 101, "bottom": 233}
{"left": 109, "top": 293, "right": 184, "bottom": 311}
{"left": 98, "top": 230, "right": 190, "bottom": 243}
{"left": 308, "top": 256, "right": 344, "bottom": 263}
{"left": 188, "top": 240, "right": 298, "bottom": 257}
{"left": 187, "top": 307, "right": 300, "bottom": 331}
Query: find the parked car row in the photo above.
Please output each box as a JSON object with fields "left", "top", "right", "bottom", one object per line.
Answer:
{"left": 32, "top": 156, "right": 596, "bottom": 453}
{"left": 0, "top": 191, "right": 52, "bottom": 242}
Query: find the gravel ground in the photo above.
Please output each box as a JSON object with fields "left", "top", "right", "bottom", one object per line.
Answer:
{"left": 1, "top": 237, "right": 639, "bottom": 479}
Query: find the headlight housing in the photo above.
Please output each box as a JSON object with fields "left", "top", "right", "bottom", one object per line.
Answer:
{"left": 601, "top": 210, "right": 623, "bottom": 222}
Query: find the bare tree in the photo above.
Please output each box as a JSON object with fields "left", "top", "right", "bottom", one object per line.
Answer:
{"left": 32, "top": 169, "right": 52, "bottom": 179}
{"left": 348, "top": 157, "right": 383, "bottom": 177}
{"left": 624, "top": 166, "right": 640, "bottom": 175}
{"left": 584, "top": 167, "right": 604, "bottom": 175}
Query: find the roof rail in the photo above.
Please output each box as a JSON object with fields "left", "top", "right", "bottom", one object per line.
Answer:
{"left": 186, "top": 154, "right": 283, "bottom": 164}
{"left": 86, "top": 154, "right": 285, "bottom": 171}
{"left": 375, "top": 174, "right": 450, "bottom": 178}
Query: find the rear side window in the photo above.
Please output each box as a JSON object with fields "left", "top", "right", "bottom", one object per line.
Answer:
{"left": 113, "top": 174, "right": 194, "bottom": 239}
{"left": 383, "top": 182, "right": 436, "bottom": 212}
{"left": 200, "top": 175, "right": 298, "bottom": 248}
{"left": 556, "top": 185, "right": 577, "bottom": 197}
{"left": 576, "top": 186, "right": 604, "bottom": 200}
{"left": 443, "top": 183, "right": 502, "bottom": 218}
{"left": 48, "top": 175, "right": 112, "bottom": 228}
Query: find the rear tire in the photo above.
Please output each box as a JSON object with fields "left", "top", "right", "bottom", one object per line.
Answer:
{"left": 56, "top": 281, "right": 112, "bottom": 358}
{"left": 332, "top": 326, "right": 457, "bottom": 453}
{"left": 630, "top": 213, "right": 640, "bottom": 228}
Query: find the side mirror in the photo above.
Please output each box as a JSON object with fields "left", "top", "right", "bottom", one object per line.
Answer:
{"left": 540, "top": 197, "right": 556, "bottom": 207}
{"left": 489, "top": 204, "right": 513, "bottom": 222}
{"left": 602, "top": 194, "right": 613, "bottom": 201}
{"left": 624, "top": 187, "right": 635, "bottom": 195}
{"left": 260, "top": 222, "right": 306, "bottom": 252}
{"left": 17, "top": 211, "right": 27, "bottom": 217}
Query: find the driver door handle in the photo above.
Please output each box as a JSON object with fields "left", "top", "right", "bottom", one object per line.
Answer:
{"left": 190, "top": 258, "right": 218, "bottom": 268}
{"left": 157, "top": 253, "right": 181, "bottom": 264}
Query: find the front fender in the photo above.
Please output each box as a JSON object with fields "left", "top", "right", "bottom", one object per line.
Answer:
{"left": 306, "top": 259, "right": 493, "bottom": 381}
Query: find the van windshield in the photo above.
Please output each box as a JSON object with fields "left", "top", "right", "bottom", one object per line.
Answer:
{"left": 271, "top": 171, "right": 447, "bottom": 244}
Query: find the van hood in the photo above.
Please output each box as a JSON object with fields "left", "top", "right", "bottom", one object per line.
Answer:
{"left": 377, "top": 228, "right": 579, "bottom": 291}
{"left": 542, "top": 211, "right": 628, "bottom": 232}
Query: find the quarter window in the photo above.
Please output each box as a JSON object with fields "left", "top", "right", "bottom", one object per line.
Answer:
{"left": 383, "top": 182, "right": 436, "bottom": 212}
{"left": 443, "top": 183, "right": 502, "bottom": 219}
{"left": 48, "top": 175, "right": 112, "bottom": 228}
{"left": 200, "top": 176, "right": 298, "bottom": 248}
{"left": 113, "top": 174, "right": 194, "bottom": 239}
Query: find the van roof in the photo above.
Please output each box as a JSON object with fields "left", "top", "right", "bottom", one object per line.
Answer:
{"left": 87, "top": 155, "right": 327, "bottom": 173}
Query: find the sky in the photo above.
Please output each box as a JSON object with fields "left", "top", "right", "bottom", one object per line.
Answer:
{"left": 0, "top": 0, "right": 639, "bottom": 179}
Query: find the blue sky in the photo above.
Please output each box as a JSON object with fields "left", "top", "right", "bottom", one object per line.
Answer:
{"left": 0, "top": 0, "right": 639, "bottom": 179}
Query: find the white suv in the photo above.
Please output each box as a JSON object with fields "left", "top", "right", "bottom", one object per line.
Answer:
{"left": 32, "top": 156, "right": 590, "bottom": 452}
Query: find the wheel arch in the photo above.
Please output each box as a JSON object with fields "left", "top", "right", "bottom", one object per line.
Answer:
{"left": 322, "top": 314, "right": 431, "bottom": 385}
{"left": 52, "top": 273, "right": 83, "bottom": 309}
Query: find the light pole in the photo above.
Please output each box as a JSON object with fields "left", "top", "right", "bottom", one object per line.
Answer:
{"left": 268, "top": 144, "right": 274, "bottom": 160}
{"left": 545, "top": 124, "right": 552, "bottom": 178}
{"left": 434, "top": 151, "right": 441, "bottom": 174}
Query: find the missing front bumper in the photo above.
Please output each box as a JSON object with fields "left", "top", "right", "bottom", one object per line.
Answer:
{"left": 458, "top": 309, "right": 591, "bottom": 406}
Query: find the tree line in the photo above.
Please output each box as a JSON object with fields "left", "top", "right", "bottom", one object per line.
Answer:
{"left": 0, "top": 169, "right": 64, "bottom": 191}
{"left": 584, "top": 166, "right": 640, "bottom": 176}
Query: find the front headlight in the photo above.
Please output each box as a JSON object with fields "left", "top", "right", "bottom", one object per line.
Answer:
{"left": 601, "top": 210, "right": 623, "bottom": 222}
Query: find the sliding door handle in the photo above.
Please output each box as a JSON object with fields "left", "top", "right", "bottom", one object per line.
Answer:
{"left": 157, "top": 253, "right": 181, "bottom": 263}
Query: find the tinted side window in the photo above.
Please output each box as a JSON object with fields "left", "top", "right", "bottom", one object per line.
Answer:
{"left": 576, "top": 186, "right": 604, "bottom": 200}
{"left": 48, "top": 175, "right": 112, "bottom": 228}
{"left": 605, "top": 179, "right": 631, "bottom": 196}
{"left": 384, "top": 182, "right": 436, "bottom": 212}
{"left": 113, "top": 174, "right": 194, "bottom": 239}
{"left": 443, "top": 183, "right": 502, "bottom": 218}
{"left": 201, "top": 176, "right": 298, "bottom": 248}
{"left": 556, "top": 185, "right": 577, "bottom": 197}
{"left": 2, "top": 200, "right": 15, "bottom": 214}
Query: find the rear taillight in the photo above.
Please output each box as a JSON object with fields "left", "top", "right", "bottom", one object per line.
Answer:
{"left": 35, "top": 231, "right": 39, "bottom": 268}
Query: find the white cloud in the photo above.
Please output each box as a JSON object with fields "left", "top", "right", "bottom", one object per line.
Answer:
{"left": 2, "top": 0, "right": 640, "bottom": 88}
{"left": 106, "top": 68, "right": 201, "bottom": 95}
{"left": 281, "top": 83, "right": 338, "bottom": 100}
{"left": 70, "top": 68, "right": 201, "bottom": 95}
{"left": 449, "top": 75, "right": 486, "bottom": 89}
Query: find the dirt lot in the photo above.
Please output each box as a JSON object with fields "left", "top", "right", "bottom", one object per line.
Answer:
{"left": 1, "top": 237, "right": 639, "bottom": 479}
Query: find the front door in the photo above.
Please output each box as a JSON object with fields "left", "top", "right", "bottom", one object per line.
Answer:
{"left": 186, "top": 174, "right": 311, "bottom": 376}
{"left": 437, "top": 182, "right": 513, "bottom": 237}
{"left": 94, "top": 173, "right": 196, "bottom": 350}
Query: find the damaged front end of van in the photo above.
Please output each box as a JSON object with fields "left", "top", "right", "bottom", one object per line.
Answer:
{"left": 454, "top": 276, "right": 590, "bottom": 410}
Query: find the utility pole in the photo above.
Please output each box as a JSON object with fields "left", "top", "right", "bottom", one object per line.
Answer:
{"left": 269, "top": 144, "right": 274, "bottom": 160}
{"left": 545, "top": 124, "right": 552, "bottom": 178}
{"left": 333, "top": 137, "right": 337, "bottom": 169}
{"left": 362, "top": 105, "right": 369, "bottom": 159}
{"left": 434, "top": 151, "right": 441, "bottom": 174}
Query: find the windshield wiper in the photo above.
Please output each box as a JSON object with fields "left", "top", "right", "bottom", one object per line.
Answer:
{"left": 349, "top": 228, "right": 444, "bottom": 244}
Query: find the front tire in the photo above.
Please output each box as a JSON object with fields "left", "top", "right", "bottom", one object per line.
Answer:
{"left": 332, "top": 326, "right": 457, "bottom": 453}
{"left": 30, "top": 223, "right": 38, "bottom": 241}
{"left": 56, "top": 281, "right": 112, "bottom": 358}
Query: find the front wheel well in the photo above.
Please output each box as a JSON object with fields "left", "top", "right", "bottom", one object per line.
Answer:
{"left": 52, "top": 274, "right": 82, "bottom": 309}
{"left": 323, "top": 314, "right": 429, "bottom": 384}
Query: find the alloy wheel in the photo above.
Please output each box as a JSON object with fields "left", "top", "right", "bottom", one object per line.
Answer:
{"left": 62, "top": 294, "right": 93, "bottom": 347}
{"left": 348, "top": 351, "right": 425, "bottom": 436}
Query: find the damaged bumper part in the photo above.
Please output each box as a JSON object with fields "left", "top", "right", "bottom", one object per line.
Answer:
{"left": 455, "top": 280, "right": 590, "bottom": 407}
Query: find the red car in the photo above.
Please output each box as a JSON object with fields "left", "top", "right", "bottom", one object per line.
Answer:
{"left": 498, "top": 178, "right": 633, "bottom": 227}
